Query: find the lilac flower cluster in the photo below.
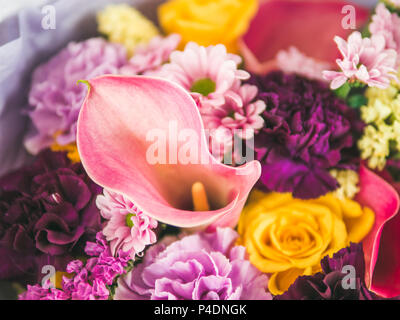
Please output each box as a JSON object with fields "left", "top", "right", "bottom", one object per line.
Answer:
{"left": 19, "top": 232, "right": 131, "bottom": 300}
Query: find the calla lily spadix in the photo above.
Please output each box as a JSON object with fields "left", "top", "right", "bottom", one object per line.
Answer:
{"left": 77, "top": 75, "right": 261, "bottom": 229}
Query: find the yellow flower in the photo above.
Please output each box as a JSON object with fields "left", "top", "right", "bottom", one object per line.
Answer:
{"left": 158, "top": 0, "right": 258, "bottom": 52}
{"left": 237, "top": 191, "right": 375, "bottom": 295}
{"left": 329, "top": 169, "right": 359, "bottom": 200}
{"left": 51, "top": 142, "right": 80, "bottom": 163}
{"left": 359, "top": 71, "right": 400, "bottom": 170}
{"left": 97, "top": 4, "right": 159, "bottom": 56}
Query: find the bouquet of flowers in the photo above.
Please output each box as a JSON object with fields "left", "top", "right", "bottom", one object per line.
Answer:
{"left": 1, "top": 0, "right": 400, "bottom": 300}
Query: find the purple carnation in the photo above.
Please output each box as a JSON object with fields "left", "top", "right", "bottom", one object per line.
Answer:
{"left": 0, "top": 150, "right": 101, "bottom": 284}
{"left": 274, "top": 243, "right": 397, "bottom": 300}
{"left": 114, "top": 228, "right": 271, "bottom": 300}
{"left": 247, "top": 71, "right": 363, "bottom": 199}
{"left": 24, "top": 38, "right": 127, "bottom": 154}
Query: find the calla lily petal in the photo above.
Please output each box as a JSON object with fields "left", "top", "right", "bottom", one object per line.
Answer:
{"left": 240, "top": 0, "right": 369, "bottom": 74}
{"left": 77, "top": 75, "right": 261, "bottom": 229}
{"left": 356, "top": 164, "right": 400, "bottom": 298}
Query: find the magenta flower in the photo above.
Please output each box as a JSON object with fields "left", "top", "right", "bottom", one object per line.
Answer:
{"left": 19, "top": 281, "right": 69, "bottom": 300}
{"left": 96, "top": 189, "right": 158, "bottom": 258}
{"left": 114, "top": 228, "right": 271, "bottom": 300}
{"left": 120, "top": 34, "right": 181, "bottom": 75}
{"left": 77, "top": 76, "right": 261, "bottom": 229}
{"left": 19, "top": 232, "right": 131, "bottom": 300}
{"left": 60, "top": 233, "right": 130, "bottom": 300}
{"left": 24, "top": 38, "right": 127, "bottom": 154}
{"left": 369, "top": 3, "right": 400, "bottom": 67}
{"left": 323, "top": 31, "right": 398, "bottom": 89}
{"left": 157, "top": 42, "right": 249, "bottom": 108}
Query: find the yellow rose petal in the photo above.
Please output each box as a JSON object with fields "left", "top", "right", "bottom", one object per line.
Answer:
{"left": 268, "top": 267, "right": 311, "bottom": 296}
{"left": 345, "top": 207, "right": 375, "bottom": 243}
{"left": 158, "top": 0, "right": 258, "bottom": 52}
{"left": 237, "top": 190, "right": 376, "bottom": 294}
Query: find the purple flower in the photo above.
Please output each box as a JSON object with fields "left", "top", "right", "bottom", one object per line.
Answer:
{"left": 84, "top": 232, "right": 130, "bottom": 286}
{"left": 60, "top": 233, "right": 130, "bottom": 300}
{"left": 114, "top": 228, "right": 271, "bottom": 300}
{"left": 274, "top": 243, "right": 397, "bottom": 300}
{"left": 0, "top": 150, "right": 101, "bottom": 284}
{"left": 24, "top": 38, "right": 127, "bottom": 154}
{"left": 248, "top": 71, "right": 363, "bottom": 199}
{"left": 19, "top": 280, "right": 69, "bottom": 300}
{"left": 20, "top": 232, "right": 131, "bottom": 300}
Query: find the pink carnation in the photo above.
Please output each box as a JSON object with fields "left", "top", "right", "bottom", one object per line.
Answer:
{"left": 276, "top": 46, "right": 331, "bottom": 81}
{"left": 369, "top": 3, "right": 400, "bottom": 66}
{"left": 114, "top": 228, "right": 271, "bottom": 300}
{"left": 96, "top": 189, "right": 158, "bottom": 259}
{"left": 120, "top": 34, "right": 181, "bottom": 75}
{"left": 157, "top": 42, "right": 249, "bottom": 108}
{"left": 323, "top": 31, "right": 398, "bottom": 89}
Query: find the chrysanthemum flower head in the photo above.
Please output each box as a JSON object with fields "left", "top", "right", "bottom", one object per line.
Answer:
{"left": 323, "top": 31, "right": 398, "bottom": 89}
{"left": 158, "top": 42, "right": 249, "bottom": 108}
{"left": 369, "top": 3, "right": 400, "bottom": 66}
{"left": 97, "top": 4, "right": 159, "bottom": 56}
{"left": 96, "top": 189, "right": 158, "bottom": 259}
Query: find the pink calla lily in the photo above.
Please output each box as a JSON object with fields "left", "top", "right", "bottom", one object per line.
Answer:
{"left": 239, "top": 0, "right": 370, "bottom": 74}
{"left": 356, "top": 164, "right": 400, "bottom": 298}
{"left": 77, "top": 75, "right": 261, "bottom": 229}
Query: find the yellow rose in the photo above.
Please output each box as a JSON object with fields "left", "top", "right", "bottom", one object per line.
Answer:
{"left": 158, "top": 0, "right": 258, "bottom": 52}
{"left": 238, "top": 190, "right": 375, "bottom": 295}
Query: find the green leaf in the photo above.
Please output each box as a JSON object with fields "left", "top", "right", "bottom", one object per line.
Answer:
{"left": 347, "top": 94, "right": 368, "bottom": 109}
{"left": 334, "top": 82, "right": 351, "bottom": 100}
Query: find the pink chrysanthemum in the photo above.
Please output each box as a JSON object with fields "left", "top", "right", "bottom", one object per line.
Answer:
{"left": 200, "top": 84, "right": 265, "bottom": 162}
{"left": 96, "top": 189, "right": 158, "bottom": 259}
{"left": 157, "top": 42, "right": 249, "bottom": 107}
{"left": 120, "top": 34, "right": 181, "bottom": 75}
{"left": 276, "top": 46, "right": 331, "bottom": 81}
{"left": 369, "top": 3, "right": 400, "bottom": 67}
{"left": 201, "top": 84, "right": 265, "bottom": 140}
{"left": 323, "top": 31, "right": 398, "bottom": 89}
